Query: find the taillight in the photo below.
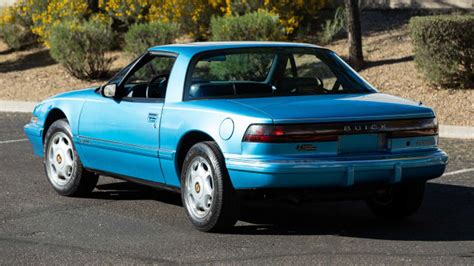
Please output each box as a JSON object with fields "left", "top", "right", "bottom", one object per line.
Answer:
{"left": 243, "top": 118, "right": 438, "bottom": 143}
{"left": 390, "top": 118, "right": 438, "bottom": 138}
{"left": 243, "top": 124, "right": 338, "bottom": 143}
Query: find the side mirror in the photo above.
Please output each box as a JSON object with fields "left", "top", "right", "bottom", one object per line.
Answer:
{"left": 102, "top": 84, "right": 117, "bottom": 98}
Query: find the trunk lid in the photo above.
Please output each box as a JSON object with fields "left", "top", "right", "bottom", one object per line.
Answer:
{"left": 229, "top": 93, "right": 434, "bottom": 123}
{"left": 235, "top": 93, "right": 437, "bottom": 157}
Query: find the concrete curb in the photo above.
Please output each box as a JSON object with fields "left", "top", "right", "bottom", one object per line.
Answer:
{"left": 1, "top": 100, "right": 473, "bottom": 139}
{"left": 439, "top": 125, "right": 474, "bottom": 140}
{"left": 0, "top": 100, "right": 37, "bottom": 113}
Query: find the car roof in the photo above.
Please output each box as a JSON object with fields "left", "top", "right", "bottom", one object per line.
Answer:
{"left": 148, "top": 41, "right": 325, "bottom": 56}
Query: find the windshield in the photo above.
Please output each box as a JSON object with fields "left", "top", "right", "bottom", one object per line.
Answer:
{"left": 185, "top": 48, "right": 376, "bottom": 100}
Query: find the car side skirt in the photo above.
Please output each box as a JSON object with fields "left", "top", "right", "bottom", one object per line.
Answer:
{"left": 87, "top": 168, "right": 181, "bottom": 193}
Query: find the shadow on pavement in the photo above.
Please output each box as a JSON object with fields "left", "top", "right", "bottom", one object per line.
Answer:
{"left": 232, "top": 183, "right": 474, "bottom": 241}
{"left": 90, "top": 180, "right": 473, "bottom": 241}
{"left": 93, "top": 181, "right": 182, "bottom": 206}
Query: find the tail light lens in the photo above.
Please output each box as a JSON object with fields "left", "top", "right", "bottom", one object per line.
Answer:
{"left": 389, "top": 118, "right": 438, "bottom": 138}
{"left": 243, "top": 118, "right": 438, "bottom": 143}
{"left": 243, "top": 124, "right": 338, "bottom": 143}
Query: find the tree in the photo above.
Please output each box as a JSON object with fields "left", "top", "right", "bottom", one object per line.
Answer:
{"left": 344, "top": 0, "right": 364, "bottom": 70}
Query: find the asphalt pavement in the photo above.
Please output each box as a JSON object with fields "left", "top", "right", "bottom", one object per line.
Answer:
{"left": 0, "top": 112, "right": 473, "bottom": 264}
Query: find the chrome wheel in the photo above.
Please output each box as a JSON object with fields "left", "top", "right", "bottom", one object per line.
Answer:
{"left": 184, "top": 156, "right": 215, "bottom": 220}
{"left": 46, "top": 132, "right": 75, "bottom": 188}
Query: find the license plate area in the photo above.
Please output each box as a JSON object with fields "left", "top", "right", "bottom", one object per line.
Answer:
{"left": 338, "top": 134, "right": 387, "bottom": 154}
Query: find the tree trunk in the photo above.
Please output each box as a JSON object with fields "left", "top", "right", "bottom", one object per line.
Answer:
{"left": 87, "top": 0, "right": 99, "bottom": 13}
{"left": 344, "top": 0, "right": 364, "bottom": 70}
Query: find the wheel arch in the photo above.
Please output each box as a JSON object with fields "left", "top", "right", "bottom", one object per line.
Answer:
{"left": 175, "top": 130, "right": 216, "bottom": 177}
{"left": 43, "top": 108, "right": 68, "bottom": 143}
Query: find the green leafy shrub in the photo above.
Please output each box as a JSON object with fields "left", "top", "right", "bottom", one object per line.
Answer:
{"left": 318, "top": 6, "right": 346, "bottom": 45}
{"left": 0, "top": 23, "right": 36, "bottom": 50}
{"left": 210, "top": 10, "right": 285, "bottom": 41}
{"left": 124, "top": 21, "right": 180, "bottom": 57}
{"left": 48, "top": 20, "right": 115, "bottom": 80}
{"left": 410, "top": 15, "right": 474, "bottom": 88}
{"left": 0, "top": 4, "right": 37, "bottom": 50}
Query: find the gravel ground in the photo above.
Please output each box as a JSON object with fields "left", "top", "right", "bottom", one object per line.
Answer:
{"left": 325, "top": 11, "right": 474, "bottom": 126}
{"left": 0, "top": 11, "right": 472, "bottom": 126}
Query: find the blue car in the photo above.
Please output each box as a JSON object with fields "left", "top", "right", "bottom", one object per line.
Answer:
{"left": 24, "top": 42, "right": 448, "bottom": 231}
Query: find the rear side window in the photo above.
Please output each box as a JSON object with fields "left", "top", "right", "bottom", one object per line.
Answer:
{"left": 284, "top": 54, "right": 339, "bottom": 92}
{"left": 185, "top": 48, "right": 375, "bottom": 100}
{"left": 192, "top": 53, "right": 275, "bottom": 82}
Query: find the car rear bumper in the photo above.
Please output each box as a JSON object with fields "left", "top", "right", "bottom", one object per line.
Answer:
{"left": 225, "top": 149, "right": 448, "bottom": 189}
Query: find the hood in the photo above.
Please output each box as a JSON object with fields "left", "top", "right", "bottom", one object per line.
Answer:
{"left": 229, "top": 93, "right": 434, "bottom": 123}
{"left": 48, "top": 87, "right": 99, "bottom": 100}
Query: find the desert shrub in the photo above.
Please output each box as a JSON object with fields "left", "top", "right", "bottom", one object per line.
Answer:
{"left": 48, "top": 20, "right": 115, "bottom": 80}
{"left": 207, "top": 53, "right": 275, "bottom": 81}
{"left": 124, "top": 21, "right": 180, "bottom": 57}
{"left": 0, "top": 23, "right": 36, "bottom": 50}
{"left": 0, "top": 4, "right": 37, "bottom": 50}
{"left": 210, "top": 10, "right": 285, "bottom": 41}
{"left": 318, "top": 6, "right": 346, "bottom": 44}
{"left": 410, "top": 15, "right": 474, "bottom": 88}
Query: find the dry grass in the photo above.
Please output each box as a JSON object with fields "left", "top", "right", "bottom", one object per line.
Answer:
{"left": 0, "top": 11, "right": 472, "bottom": 126}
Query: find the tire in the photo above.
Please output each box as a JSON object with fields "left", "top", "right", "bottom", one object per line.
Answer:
{"left": 180, "top": 141, "right": 239, "bottom": 232}
{"left": 43, "top": 119, "right": 98, "bottom": 197}
{"left": 366, "top": 182, "right": 425, "bottom": 219}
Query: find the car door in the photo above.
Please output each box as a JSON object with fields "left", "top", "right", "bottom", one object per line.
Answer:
{"left": 78, "top": 53, "right": 176, "bottom": 183}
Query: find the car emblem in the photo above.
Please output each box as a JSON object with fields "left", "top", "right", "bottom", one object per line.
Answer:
{"left": 56, "top": 154, "right": 62, "bottom": 164}
{"left": 296, "top": 144, "right": 316, "bottom": 152}
{"left": 195, "top": 182, "right": 201, "bottom": 193}
{"left": 343, "top": 124, "right": 387, "bottom": 132}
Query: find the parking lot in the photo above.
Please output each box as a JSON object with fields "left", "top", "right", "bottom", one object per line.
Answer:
{"left": 1, "top": 112, "right": 473, "bottom": 264}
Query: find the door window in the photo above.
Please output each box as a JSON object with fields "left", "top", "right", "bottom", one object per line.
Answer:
{"left": 123, "top": 55, "right": 176, "bottom": 99}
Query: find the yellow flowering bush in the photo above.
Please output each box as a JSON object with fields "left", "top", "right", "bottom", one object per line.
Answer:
{"left": 98, "top": 0, "right": 225, "bottom": 39}
{"left": 99, "top": 0, "right": 326, "bottom": 38}
{"left": 99, "top": 0, "right": 149, "bottom": 25}
{"left": 1, "top": 0, "right": 327, "bottom": 48}
{"left": 148, "top": 0, "right": 221, "bottom": 39}
{"left": 218, "top": 0, "right": 327, "bottom": 35}
{"left": 27, "top": 0, "right": 90, "bottom": 45}
{"left": 0, "top": 3, "right": 37, "bottom": 50}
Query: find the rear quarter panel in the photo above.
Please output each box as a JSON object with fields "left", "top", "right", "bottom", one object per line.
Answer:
{"left": 159, "top": 100, "right": 272, "bottom": 187}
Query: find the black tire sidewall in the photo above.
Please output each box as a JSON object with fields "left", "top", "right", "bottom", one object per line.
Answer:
{"left": 367, "top": 182, "right": 425, "bottom": 219}
{"left": 180, "top": 142, "right": 237, "bottom": 231}
{"left": 43, "top": 119, "right": 92, "bottom": 196}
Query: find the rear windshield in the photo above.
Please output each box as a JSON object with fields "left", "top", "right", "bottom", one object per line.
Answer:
{"left": 185, "top": 47, "right": 376, "bottom": 100}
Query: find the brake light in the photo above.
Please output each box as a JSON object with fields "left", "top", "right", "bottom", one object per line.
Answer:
{"left": 243, "top": 124, "right": 338, "bottom": 143}
{"left": 243, "top": 118, "right": 438, "bottom": 143}
{"left": 390, "top": 118, "right": 438, "bottom": 138}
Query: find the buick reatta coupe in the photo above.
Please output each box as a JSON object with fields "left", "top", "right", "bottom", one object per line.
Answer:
{"left": 24, "top": 42, "right": 448, "bottom": 231}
